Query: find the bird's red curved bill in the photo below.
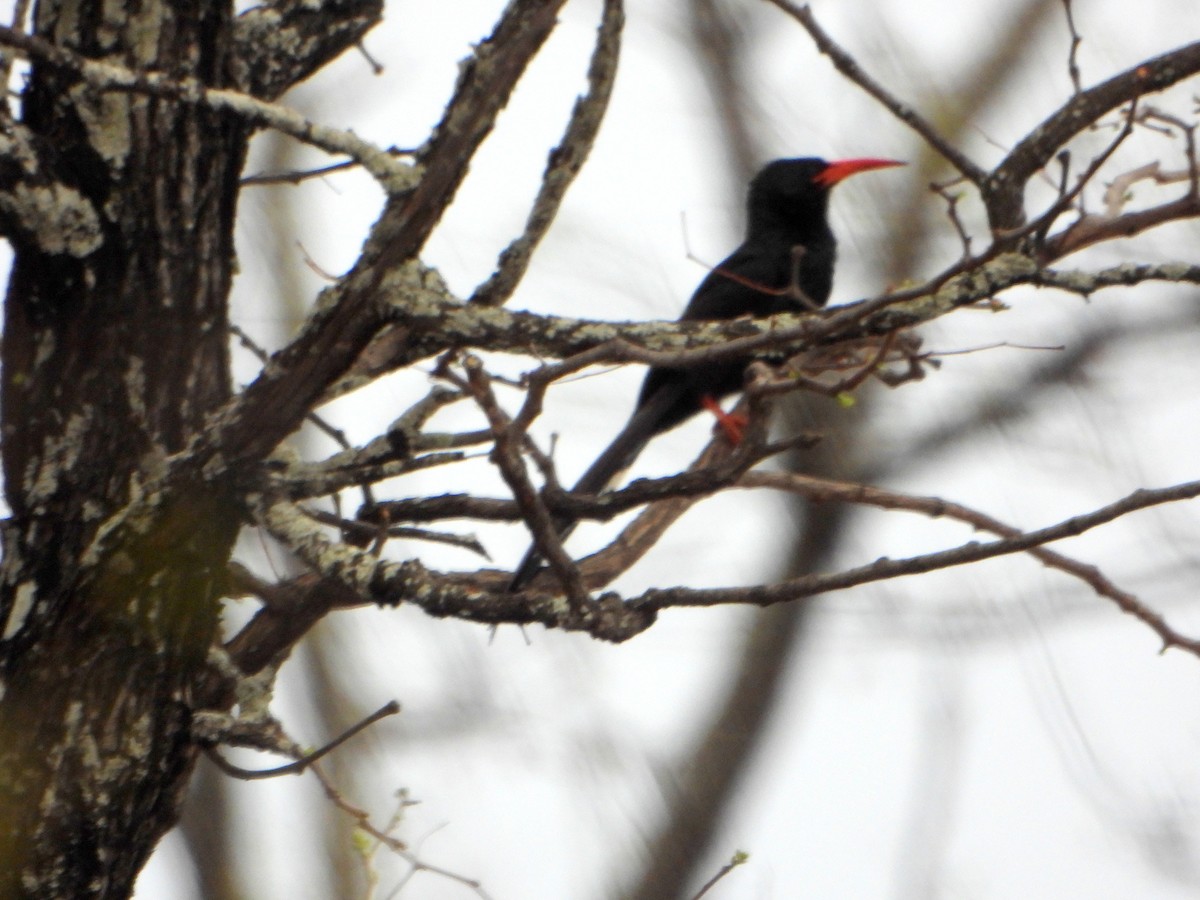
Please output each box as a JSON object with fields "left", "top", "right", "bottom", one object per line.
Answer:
{"left": 814, "top": 157, "right": 906, "bottom": 187}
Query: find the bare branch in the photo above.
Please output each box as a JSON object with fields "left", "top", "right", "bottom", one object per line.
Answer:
{"left": 223, "top": 572, "right": 362, "bottom": 677}
{"left": 253, "top": 492, "right": 660, "bottom": 640}
{"left": 0, "top": 24, "right": 415, "bottom": 191}
{"left": 986, "top": 38, "right": 1200, "bottom": 228}
{"left": 279, "top": 447, "right": 472, "bottom": 501}
{"left": 470, "top": 0, "right": 624, "bottom": 307}
{"left": 931, "top": 179, "right": 974, "bottom": 259}
{"left": 448, "top": 355, "right": 591, "bottom": 606}
{"left": 394, "top": 0, "right": 569, "bottom": 258}
{"left": 691, "top": 851, "right": 750, "bottom": 900}
{"left": 1044, "top": 190, "right": 1200, "bottom": 259}
{"left": 1061, "top": 0, "right": 1083, "bottom": 94}
{"left": 302, "top": 507, "right": 490, "bottom": 558}
{"left": 632, "top": 478, "right": 1200, "bottom": 656}
{"left": 307, "top": 768, "right": 495, "bottom": 900}
{"left": 552, "top": 390, "right": 782, "bottom": 591}
{"left": 197, "top": 2, "right": 571, "bottom": 467}
{"left": 241, "top": 148, "right": 414, "bottom": 186}
{"left": 233, "top": 0, "right": 384, "bottom": 100}
{"left": 763, "top": 0, "right": 987, "bottom": 184}
{"left": 1022, "top": 99, "right": 1138, "bottom": 253}
{"left": 739, "top": 471, "right": 1179, "bottom": 650}
{"left": 205, "top": 701, "right": 400, "bottom": 780}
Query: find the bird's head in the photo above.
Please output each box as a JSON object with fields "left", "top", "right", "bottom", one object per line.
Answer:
{"left": 748, "top": 156, "right": 904, "bottom": 239}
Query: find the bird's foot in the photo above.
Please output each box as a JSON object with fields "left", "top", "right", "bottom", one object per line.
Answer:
{"left": 701, "top": 396, "right": 748, "bottom": 444}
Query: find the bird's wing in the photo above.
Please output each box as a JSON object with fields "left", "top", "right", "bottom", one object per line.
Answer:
{"left": 681, "top": 245, "right": 785, "bottom": 320}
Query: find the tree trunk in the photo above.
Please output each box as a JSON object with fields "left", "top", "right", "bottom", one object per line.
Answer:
{"left": 0, "top": 1, "right": 248, "bottom": 894}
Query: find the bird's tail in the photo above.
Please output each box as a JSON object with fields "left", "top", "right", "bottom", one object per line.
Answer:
{"left": 507, "top": 380, "right": 688, "bottom": 591}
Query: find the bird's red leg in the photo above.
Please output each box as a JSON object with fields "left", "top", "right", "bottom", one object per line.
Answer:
{"left": 701, "top": 396, "right": 748, "bottom": 444}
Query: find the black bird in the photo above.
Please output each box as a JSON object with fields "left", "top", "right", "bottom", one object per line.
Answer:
{"left": 510, "top": 156, "right": 904, "bottom": 591}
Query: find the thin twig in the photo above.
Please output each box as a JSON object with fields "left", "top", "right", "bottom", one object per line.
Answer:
{"left": 1138, "top": 106, "right": 1199, "bottom": 197}
{"left": 446, "top": 354, "right": 591, "bottom": 606}
{"left": 1062, "top": 0, "right": 1083, "bottom": 94}
{"left": 764, "top": 0, "right": 986, "bottom": 184}
{"left": 207, "top": 701, "right": 400, "bottom": 780}
{"left": 751, "top": 331, "right": 920, "bottom": 400}
{"left": 230, "top": 323, "right": 354, "bottom": 449}
{"left": 241, "top": 147, "right": 416, "bottom": 186}
{"left": 470, "top": 0, "right": 624, "bottom": 307}
{"left": 308, "top": 765, "right": 495, "bottom": 900}
{"left": 691, "top": 851, "right": 749, "bottom": 900}
{"left": 355, "top": 40, "right": 384, "bottom": 76}
{"left": 739, "top": 471, "right": 1167, "bottom": 645}
{"left": 930, "top": 178, "right": 973, "bottom": 259}
{"left": 303, "top": 506, "right": 490, "bottom": 559}
{"left": 635, "top": 477, "right": 1200, "bottom": 656}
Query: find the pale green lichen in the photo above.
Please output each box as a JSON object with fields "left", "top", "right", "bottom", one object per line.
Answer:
{"left": 80, "top": 464, "right": 166, "bottom": 570}
{"left": 122, "top": 0, "right": 167, "bottom": 67}
{"left": 123, "top": 356, "right": 147, "bottom": 420}
{"left": 26, "top": 411, "right": 91, "bottom": 509}
{"left": 2, "top": 581, "right": 36, "bottom": 640}
{"left": 70, "top": 84, "right": 133, "bottom": 170}
{"left": 32, "top": 330, "right": 55, "bottom": 370}
{"left": 121, "top": 708, "right": 153, "bottom": 765}
{"left": 4, "top": 181, "right": 102, "bottom": 257}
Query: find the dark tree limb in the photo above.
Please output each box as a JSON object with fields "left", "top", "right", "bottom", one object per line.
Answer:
{"left": 197, "top": 0, "right": 569, "bottom": 469}
{"left": 985, "top": 38, "right": 1200, "bottom": 228}
{"left": 233, "top": 0, "right": 384, "bottom": 99}
{"left": 632, "top": 477, "right": 1200, "bottom": 655}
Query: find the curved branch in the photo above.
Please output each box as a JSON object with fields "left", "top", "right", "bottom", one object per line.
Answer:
{"left": 385, "top": 255, "right": 1200, "bottom": 359}
{"left": 395, "top": 0, "right": 570, "bottom": 259}
{"left": 764, "top": 0, "right": 986, "bottom": 184}
{"left": 470, "top": 0, "right": 624, "bottom": 307}
{"left": 0, "top": 24, "right": 414, "bottom": 191}
{"left": 739, "top": 471, "right": 1170, "bottom": 648}
{"left": 1042, "top": 193, "right": 1200, "bottom": 259}
{"left": 253, "top": 466, "right": 1200, "bottom": 655}
{"left": 985, "top": 39, "right": 1200, "bottom": 228}
{"left": 233, "top": 0, "right": 383, "bottom": 99}
{"left": 632, "top": 477, "right": 1200, "bottom": 655}
{"left": 252, "top": 493, "right": 659, "bottom": 641}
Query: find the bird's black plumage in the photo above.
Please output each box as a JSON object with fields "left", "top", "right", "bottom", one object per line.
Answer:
{"left": 509, "top": 156, "right": 902, "bottom": 591}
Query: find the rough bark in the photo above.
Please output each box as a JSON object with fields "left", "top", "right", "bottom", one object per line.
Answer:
{"left": 0, "top": 0, "right": 377, "bottom": 894}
